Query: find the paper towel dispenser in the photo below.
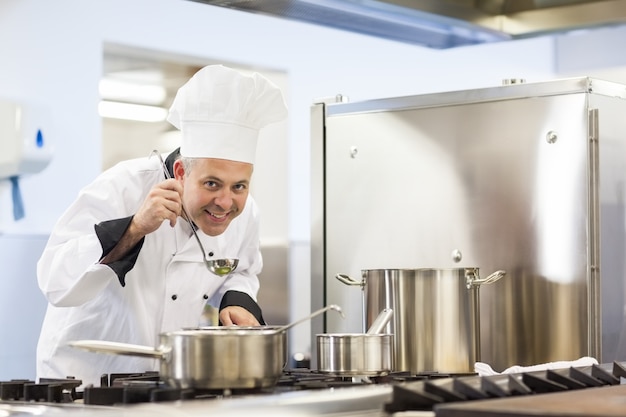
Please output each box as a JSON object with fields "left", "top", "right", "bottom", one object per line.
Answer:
{"left": 0, "top": 100, "right": 53, "bottom": 180}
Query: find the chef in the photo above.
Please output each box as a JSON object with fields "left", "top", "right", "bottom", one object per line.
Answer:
{"left": 35, "top": 64, "right": 288, "bottom": 387}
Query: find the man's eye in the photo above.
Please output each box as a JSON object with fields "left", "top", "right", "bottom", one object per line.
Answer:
{"left": 234, "top": 184, "right": 247, "bottom": 191}
{"left": 205, "top": 181, "right": 217, "bottom": 188}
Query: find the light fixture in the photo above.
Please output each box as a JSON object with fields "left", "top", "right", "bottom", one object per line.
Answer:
{"left": 99, "top": 78, "right": 167, "bottom": 106}
{"left": 98, "top": 100, "right": 168, "bottom": 123}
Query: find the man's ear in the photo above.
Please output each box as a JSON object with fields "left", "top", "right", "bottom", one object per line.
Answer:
{"left": 173, "top": 159, "right": 186, "bottom": 180}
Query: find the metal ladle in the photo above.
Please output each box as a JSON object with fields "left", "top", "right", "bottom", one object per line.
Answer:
{"left": 150, "top": 150, "right": 238, "bottom": 277}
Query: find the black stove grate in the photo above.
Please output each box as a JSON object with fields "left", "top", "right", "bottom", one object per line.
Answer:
{"left": 81, "top": 368, "right": 467, "bottom": 405}
{"left": 384, "top": 361, "right": 626, "bottom": 413}
{"left": 0, "top": 368, "right": 478, "bottom": 407}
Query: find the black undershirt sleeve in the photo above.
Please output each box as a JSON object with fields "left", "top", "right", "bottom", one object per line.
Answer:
{"left": 94, "top": 215, "right": 144, "bottom": 287}
{"left": 220, "top": 290, "right": 266, "bottom": 325}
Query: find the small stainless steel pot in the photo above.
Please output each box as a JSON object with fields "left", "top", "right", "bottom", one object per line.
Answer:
{"left": 317, "top": 308, "right": 394, "bottom": 376}
{"left": 316, "top": 333, "right": 393, "bottom": 376}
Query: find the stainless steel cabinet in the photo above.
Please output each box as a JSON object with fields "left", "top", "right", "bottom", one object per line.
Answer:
{"left": 311, "top": 77, "right": 626, "bottom": 371}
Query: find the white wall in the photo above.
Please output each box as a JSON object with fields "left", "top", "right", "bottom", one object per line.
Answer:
{"left": 4, "top": 0, "right": 625, "bottom": 377}
{"left": 0, "top": 0, "right": 560, "bottom": 237}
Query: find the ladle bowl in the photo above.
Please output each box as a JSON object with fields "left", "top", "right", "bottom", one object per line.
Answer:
{"left": 207, "top": 258, "right": 239, "bottom": 276}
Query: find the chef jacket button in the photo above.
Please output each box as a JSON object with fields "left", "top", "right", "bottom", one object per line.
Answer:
{"left": 171, "top": 294, "right": 178, "bottom": 300}
{"left": 203, "top": 294, "right": 209, "bottom": 300}
{"left": 208, "top": 251, "right": 214, "bottom": 257}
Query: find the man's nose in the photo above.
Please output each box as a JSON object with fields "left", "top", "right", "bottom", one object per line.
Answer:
{"left": 214, "top": 189, "right": 234, "bottom": 209}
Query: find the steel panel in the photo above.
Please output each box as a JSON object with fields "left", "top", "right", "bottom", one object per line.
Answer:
{"left": 314, "top": 79, "right": 626, "bottom": 370}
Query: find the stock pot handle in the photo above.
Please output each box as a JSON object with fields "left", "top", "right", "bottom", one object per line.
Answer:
{"left": 335, "top": 273, "right": 365, "bottom": 287}
{"left": 466, "top": 269, "right": 506, "bottom": 289}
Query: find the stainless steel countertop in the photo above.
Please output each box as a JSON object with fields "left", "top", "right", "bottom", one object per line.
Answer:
{"left": 1, "top": 384, "right": 427, "bottom": 417}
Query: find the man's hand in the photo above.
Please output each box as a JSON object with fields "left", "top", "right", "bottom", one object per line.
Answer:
{"left": 99, "top": 179, "right": 183, "bottom": 265}
{"left": 219, "top": 306, "right": 261, "bottom": 326}
{"left": 133, "top": 179, "right": 183, "bottom": 234}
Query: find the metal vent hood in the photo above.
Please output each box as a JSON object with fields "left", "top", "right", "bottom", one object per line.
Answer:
{"left": 188, "top": 0, "right": 626, "bottom": 49}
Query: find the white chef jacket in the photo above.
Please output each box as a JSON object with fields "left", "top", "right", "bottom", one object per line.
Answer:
{"left": 36, "top": 153, "right": 263, "bottom": 387}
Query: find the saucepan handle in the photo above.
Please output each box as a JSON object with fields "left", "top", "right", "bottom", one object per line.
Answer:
{"left": 366, "top": 308, "right": 394, "bottom": 334}
{"left": 67, "top": 340, "right": 167, "bottom": 359}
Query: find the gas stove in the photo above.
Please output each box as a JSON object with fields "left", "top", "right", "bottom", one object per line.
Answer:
{"left": 0, "top": 369, "right": 450, "bottom": 404}
{"left": 2, "top": 363, "right": 624, "bottom": 416}
{"left": 0, "top": 369, "right": 448, "bottom": 416}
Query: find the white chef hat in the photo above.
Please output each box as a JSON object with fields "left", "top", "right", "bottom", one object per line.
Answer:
{"left": 167, "top": 64, "right": 287, "bottom": 164}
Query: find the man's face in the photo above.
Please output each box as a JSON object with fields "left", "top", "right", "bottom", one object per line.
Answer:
{"left": 174, "top": 158, "right": 253, "bottom": 236}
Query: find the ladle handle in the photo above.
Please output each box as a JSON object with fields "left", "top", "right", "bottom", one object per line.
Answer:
{"left": 275, "top": 304, "right": 344, "bottom": 333}
{"left": 366, "top": 308, "right": 393, "bottom": 334}
{"left": 151, "top": 150, "right": 211, "bottom": 267}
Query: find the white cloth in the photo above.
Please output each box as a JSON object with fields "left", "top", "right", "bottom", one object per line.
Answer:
{"left": 167, "top": 65, "right": 288, "bottom": 164}
{"left": 36, "top": 155, "right": 262, "bottom": 387}
{"left": 474, "top": 356, "right": 599, "bottom": 376}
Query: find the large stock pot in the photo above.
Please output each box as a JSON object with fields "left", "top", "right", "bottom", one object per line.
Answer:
{"left": 336, "top": 268, "right": 505, "bottom": 374}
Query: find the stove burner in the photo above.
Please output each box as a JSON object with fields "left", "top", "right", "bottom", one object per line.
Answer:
{"left": 104, "top": 372, "right": 160, "bottom": 387}
{"left": 0, "top": 378, "right": 82, "bottom": 403}
{"left": 84, "top": 383, "right": 204, "bottom": 405}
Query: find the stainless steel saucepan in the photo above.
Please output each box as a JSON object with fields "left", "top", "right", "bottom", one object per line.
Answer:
{"left": 316, "top": 308, "right": 394, "bottom": 376}
{"left": 68, "top": 305, "right": 343, "bottom": 389}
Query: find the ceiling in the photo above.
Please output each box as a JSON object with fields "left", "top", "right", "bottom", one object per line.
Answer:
{"left": 100, "top": 48, "right": 209, "bottom": 170}
{"left": 188, "top": 0, "right": 626, "bottom": 49}
{"left": 102, "top": 51, "right": 203, "bottom": 110}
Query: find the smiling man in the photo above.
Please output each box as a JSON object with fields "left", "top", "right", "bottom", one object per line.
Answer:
{"left": 35, "top": 65, "right": 287, "bottom": 387}
{"left": 175, "top": 157, "right": 252, "bottom": 237}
